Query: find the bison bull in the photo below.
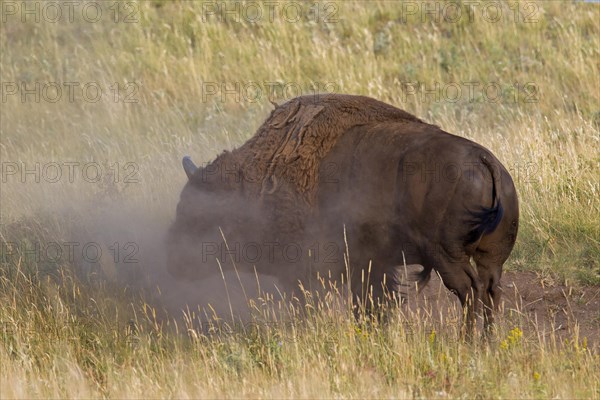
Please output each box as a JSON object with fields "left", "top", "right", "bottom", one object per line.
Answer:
{"left": 167, "top": 94, "right": 519, "bottom": 334}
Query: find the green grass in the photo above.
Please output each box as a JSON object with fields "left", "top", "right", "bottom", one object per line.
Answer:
{"left": 1, "top": 0, "right": 599, "bottom": 397}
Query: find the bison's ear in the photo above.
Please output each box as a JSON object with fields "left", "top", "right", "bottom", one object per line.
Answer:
{"left": 182, "top": 156, "right": 198, "bottom": 179}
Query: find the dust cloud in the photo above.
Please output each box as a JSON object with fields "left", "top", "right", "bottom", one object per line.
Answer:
{"left": 68, "top": 195, "right": 296, "bottom": 326}
{"left": 0, "top": 171, "right": 302, "bottom": 330}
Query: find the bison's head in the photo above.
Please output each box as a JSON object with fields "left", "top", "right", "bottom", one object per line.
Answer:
{"left": 166, "top": 156, "right": 265, "bottom": 280}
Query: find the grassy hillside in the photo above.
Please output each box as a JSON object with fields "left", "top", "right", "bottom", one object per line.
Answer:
{"left": 1, "top": 1, "right": 599, "bottom": 398}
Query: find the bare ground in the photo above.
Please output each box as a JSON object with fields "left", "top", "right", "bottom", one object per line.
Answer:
{"left": 405, "top": 271, "right": 600, "bottom": 349}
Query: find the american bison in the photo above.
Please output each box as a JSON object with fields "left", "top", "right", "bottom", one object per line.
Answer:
{"left": 167, "top": 94, "right": 519, "bottom": 333}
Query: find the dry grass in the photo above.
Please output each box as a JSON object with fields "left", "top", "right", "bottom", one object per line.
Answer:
{"left": 1, "top": 0, "right": 599, "bottom": 398}
{"left": 0, "top": 252, "right": 598, "bottom": 398}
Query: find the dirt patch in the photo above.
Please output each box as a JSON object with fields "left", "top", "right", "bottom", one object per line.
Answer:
{"left": 406, "top": 271, "right": 600, "bottom": 349}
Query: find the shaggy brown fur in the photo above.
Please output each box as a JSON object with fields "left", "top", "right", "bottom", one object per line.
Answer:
{"left": 197, "top": 94, "right": 424, "bottom": 237}
{"left": 171, "top": 94, "right": 519, "bottom": 334}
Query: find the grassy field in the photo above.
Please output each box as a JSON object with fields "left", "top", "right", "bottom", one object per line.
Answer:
{"left": 1, "top": 0, "right": 599, "bottom": 398}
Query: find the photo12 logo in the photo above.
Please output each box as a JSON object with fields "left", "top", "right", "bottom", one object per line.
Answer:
{"left": 397, "top": 160, "right": 541, "bottom": 185}
{"left": 199, "top": 1, "right": 339, "bottom": 24}
{"left": 187, "top": 160, "right": 340, "bottom": 185}
{"left": 198, "top": 240, "right": 341, "bottom": 264}
{"left": 195, "top": 320, "right": 339, "bottom": 345}
{"left": 397, "top": 1, "right": 539, "bottom": 24}
{"left": 201, "top": 81, "right": 339, "bottom": 103}
{"left": 1, "top": 1, "right": 139, "bottom": 24}
{"left": 1, "top": 161, "right": 140, "bottom": 184}
{"left": 1, "top": 81, "right": 140, "bottom": 104}
{"left": 0, "top": 240, "right": 139, "bottom": 264}
{"left": 399, "top": 81, "right": 539, "bottom": 104}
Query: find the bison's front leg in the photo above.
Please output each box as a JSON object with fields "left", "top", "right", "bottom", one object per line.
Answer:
{"left": 350, "top": 263, "right": 423, "bottom": 321}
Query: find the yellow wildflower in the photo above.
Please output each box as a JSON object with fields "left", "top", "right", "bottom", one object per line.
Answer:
{"left": 429, "top": 329, "right": 436, "bottom": 345}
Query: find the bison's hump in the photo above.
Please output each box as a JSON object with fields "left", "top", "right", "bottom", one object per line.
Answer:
{"left": 206, "top": 94, "right": 430, "bottom": 238}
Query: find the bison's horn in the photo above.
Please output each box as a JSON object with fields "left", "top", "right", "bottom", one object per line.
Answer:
{"left": 182, "top": 156, "right": 198, "bottom": 179}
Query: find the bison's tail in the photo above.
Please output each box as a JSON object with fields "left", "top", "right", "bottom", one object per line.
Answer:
{"left": 464, "top": 155, "right": 504, "bottom": 245}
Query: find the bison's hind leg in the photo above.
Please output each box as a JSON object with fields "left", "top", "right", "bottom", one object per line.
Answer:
{"left": 473, "top": 223, "right": 518, "bottom": 333}
{"left": 473, "top": 244, "right": 510, "bottom": 332}
{"left": 430, "top": 252, "right": 484, "bottom": 338}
